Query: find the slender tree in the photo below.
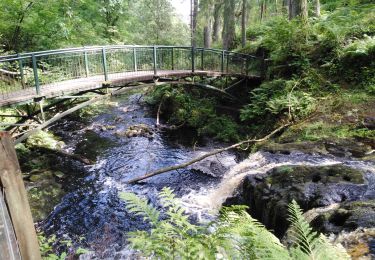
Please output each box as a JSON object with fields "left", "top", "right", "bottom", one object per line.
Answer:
{"left": 315, "top": 0, "right": 321, "bottom": 17}
{"left": 191, "top": 0, "right": 199, "bottom": 47}
{"left": 241, "top": 0, "right": 247, "bottom": 47}
{"left": 212, "top": 1, "right": 222, "bottom": 43}
{"left": 222, "top": 0, "right": 236, "bottom": 50}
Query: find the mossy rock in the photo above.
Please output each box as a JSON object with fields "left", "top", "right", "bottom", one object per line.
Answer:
{"left": 239, "top": 164, "right": 368, "bottom": 237}
{"left": 117, "top": 124, "right": 154, "bottom": 138}
{"left": 26, "top": 170, "right": 66, "bottom": 222}
{"left": 311, "top": 200, "right": 375, "bottom": 233}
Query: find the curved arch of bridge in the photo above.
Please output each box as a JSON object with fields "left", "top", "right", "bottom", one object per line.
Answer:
{"left": 0, "top": 45, "right": 264, "bottom": 107}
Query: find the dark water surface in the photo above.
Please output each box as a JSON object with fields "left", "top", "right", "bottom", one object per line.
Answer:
{"left": 41, "top": 94, "right": 224, "bottom": 256}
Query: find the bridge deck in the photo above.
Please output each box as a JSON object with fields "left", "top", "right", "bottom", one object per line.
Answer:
{"left": 0, "top": 70, "right": 234, "bottom": 107}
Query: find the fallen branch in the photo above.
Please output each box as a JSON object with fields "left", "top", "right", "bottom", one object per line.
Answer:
{"left": 127, "top": 123, "right": 290, "bottom": 184}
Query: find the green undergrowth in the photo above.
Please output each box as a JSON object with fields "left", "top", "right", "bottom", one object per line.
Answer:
{"left": 145, "top": 84, "right": 242, "bottom": 142}
{"left": 239, "top": 2, "right": 375, "bottom": 143}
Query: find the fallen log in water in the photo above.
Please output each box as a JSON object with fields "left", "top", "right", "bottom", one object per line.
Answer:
{"left": 127, "top": 123, "right": 290, "bottom": 184}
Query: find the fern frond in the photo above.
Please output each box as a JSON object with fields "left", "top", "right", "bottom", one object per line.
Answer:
{"left": 215, "top": 206, "right": 291, "bottom": 260}
{"left": 119, "top": 192, "right": 160, "bottom": 226}
{"left": 287, "top": 200, "right": 319, "bottom": 256}
{"left": 288, "top": 200, "right": 350, "bottom": 260}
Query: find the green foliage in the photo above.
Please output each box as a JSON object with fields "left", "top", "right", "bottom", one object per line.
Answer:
{"left": 120, "top": 188, "right": 350, "bottom": 259}
{"left": 240, "top": 79, "right": 317, "bottom": 122}
{"left": 146, "top": 85, "right": 241, "bottom": 142}
{"left": 0, "top": 0, "right": 189, "bottom": 53}
{"left": 287, "top": 200, "right": 349, "bottom": 259}
{"left": 25, "top": 130, "right": 64, "bottom": 150}
{"left": 38, "top": 233, "right": 88, "bottom": 260}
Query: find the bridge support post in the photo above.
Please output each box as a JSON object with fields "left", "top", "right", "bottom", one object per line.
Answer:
{"left": 31, "top": 54, "right": 40, "bottom": 95}
{"left": 153, "top": 46, "right": 157, "bottom": 76}
{"left": 0, "top": 132, "right": 42, "bottom": 260}
{"left": 84, "top": 50, "right": 89, "bottom": 77}
{"left": 102, "top": 47, "right": 108, "bottom": 81}
{"left": 133, "top": 47, "right": 137, "bottom": 72}
{"left": 191, "top": 47, "right": 195, "bottom": 73}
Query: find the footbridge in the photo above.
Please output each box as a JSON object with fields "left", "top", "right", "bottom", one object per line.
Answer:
{"left": 0, "top": 45, "right": 263, "bottom": 107}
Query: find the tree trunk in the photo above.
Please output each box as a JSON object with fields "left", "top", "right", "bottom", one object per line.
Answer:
{"left": 241, "top": 0, "right": 247, "bottom": 47}
{"left": 212, "top": 2, "right": 222, "bottom": 43}
{"left": 191, "top": 0, "right": 199, "bottom": 47}
{"left": 260, "top": 0, "right": 266, "bottom": 22}
{"left": 289, "top": 0, "right": 308, "bottom": 20}
{"left": 315, "top": 0, "right": 320, "bottom": 17}
{"left": 301, "top": 0, "right": 308, "bottom": 21}
{"left": 204, "top": 24, "right": 211, "bottom": 48}
{"left": 222, "top": 0, "right": 236, "bottom": 50}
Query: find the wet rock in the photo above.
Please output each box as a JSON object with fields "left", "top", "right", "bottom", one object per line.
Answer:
{"left": 309, "top": 200, "right": 375, "bottom": 234}
{"left": 363, "top": 116, "right": 375, "bottom": 130}
{"left": 188, "top": 152, "right": 238, "bottom": 178}
{"left": 117, "top": 124, "right": 154, "bottom": 138}
{"left": 323, "top": 139, "right": 373, "bottom": 158}
{"left": 26, "top": 170, "right": 66, "bottom": 222}
{"left": 334, "top": 228, "right": 375, "bottom": 259}
{"left": 261, "top": 141, "right": 328, "bottom": 155}
{"left": 238, "top": 164, "right": 369, "bottom": 237}
{"left": 261, "top": 139, "right": 373, "bottom": 160}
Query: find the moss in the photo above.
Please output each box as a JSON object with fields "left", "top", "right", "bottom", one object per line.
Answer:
{"left": 267, "top": 165, "right": 364, "bottom": 185}
{"left": 27, "top": 170, "right": 66, "bottom": 222}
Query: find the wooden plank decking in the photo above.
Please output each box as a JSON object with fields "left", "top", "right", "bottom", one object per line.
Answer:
{"left": 0, "top": 70, "right": 231, "bottom": 107}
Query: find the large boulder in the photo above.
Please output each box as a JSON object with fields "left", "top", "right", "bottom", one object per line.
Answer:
{"left": 238, "top": 164, "right": 369, "bottom": 237}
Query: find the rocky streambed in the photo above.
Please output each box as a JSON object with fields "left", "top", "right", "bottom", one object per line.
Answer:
{"left": 19, "top": 92, "right": 375, "bottom": 259}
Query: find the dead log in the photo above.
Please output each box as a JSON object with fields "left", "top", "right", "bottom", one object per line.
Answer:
{"left": 127, "top": 123, "right": 290, "bottom": 184}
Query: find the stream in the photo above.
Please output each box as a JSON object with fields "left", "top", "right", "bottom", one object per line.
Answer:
{"left": 39, "top": 93, "right": 375, "bottom": 258}
{"left": 41, "top": 93, "right": 238, "bottom": 257}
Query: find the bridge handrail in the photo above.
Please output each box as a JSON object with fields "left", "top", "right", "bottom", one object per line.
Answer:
{"left": 0, "top": 45, "right": 259, "bottom": 61}
{"left": 0, "top": 45, "right": 265, "bottom": 99}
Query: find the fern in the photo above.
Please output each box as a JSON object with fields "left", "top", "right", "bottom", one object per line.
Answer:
{"left": 119, "top": 192, "right": 160, "bottom": 227}
{"left": 287, "top": 200, "right": 350, "bottom": 260}
{"left": 120, "top": 190, "right": 350, "bottom": 260}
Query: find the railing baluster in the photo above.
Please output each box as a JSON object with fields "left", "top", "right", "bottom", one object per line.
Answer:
{"left": 171, "top": 47, "right": 174, "bottom": 70}
{"left": 201, "top": 49, "right": 204, "bottom": 71}
{"left": 221, "top": 50, "right": 225, "bottom": 73}
{"left": 153, "top": 46, "right": 157, "bottom": 75}
{"left": 191, "top": 46, "right": 195, "bottom": 72}
{"left": 133, "top": 47, "right": 137, "bottom": 72}
{"left": 31, "top": 54, "right": 40, "bottom": 95}
{"left": 17, "top": 54, "right": 25, "bottom": 88}
{"left": 84, "top": 49, "right": 89, "bottom": 77}
{"left": 102, "top": 47, "right": 108, "bottom": 81}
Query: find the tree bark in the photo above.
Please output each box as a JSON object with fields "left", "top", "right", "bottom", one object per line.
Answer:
{"left": 204, "top": 23, "right": 211, "bottom": 48}
{"left": 212, "top": 2, "right": 222, "bottom": 43}
{"left": 127, "top": 123, "right": 290, "bottom": 184}
{"left": 241, "top": 0, "right": 247, "bottom": 47}
{"left": 315, "top": 0, "right": 320, "bottom": 17}
{"left": 289, "top": 0, "right": 308, "bottom": 20}
{"left": 222, "top": 0, "right": 236, "bottom": 50}
{"left": 191, "top": 0, "right": 199, "bottom": 47}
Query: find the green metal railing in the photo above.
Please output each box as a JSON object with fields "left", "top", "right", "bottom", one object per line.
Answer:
{"left": 0, "top": 45, "right": 263, "bottom": 99}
